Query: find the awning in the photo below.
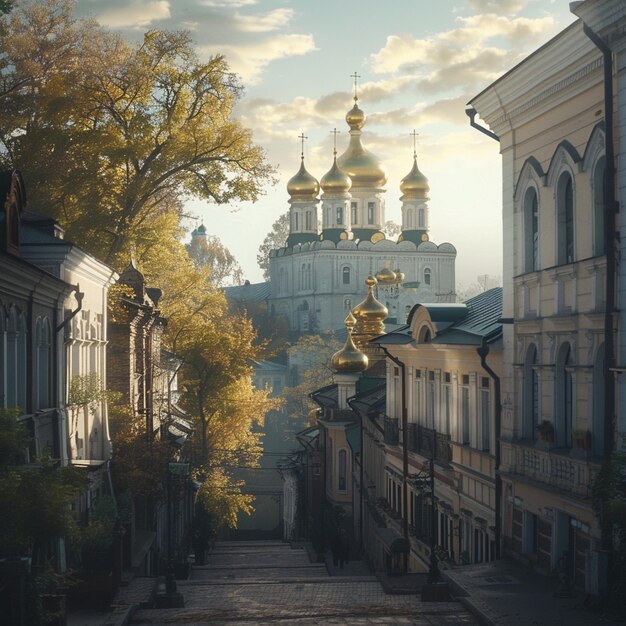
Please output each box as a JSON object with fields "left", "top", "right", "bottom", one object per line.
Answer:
{"left": 376, "top": 527, "right": 410, "bottom": 553}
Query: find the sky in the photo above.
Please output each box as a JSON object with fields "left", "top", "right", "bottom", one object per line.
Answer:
{"left": 74, "top": 0, "right": 577, "bottom": 289}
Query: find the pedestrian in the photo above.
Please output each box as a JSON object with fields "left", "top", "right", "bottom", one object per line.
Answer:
{"left": 337, "top": 528, "right": 349, "bottom": 569}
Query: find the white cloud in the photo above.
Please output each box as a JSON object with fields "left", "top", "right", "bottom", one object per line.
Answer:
{"left": 200, "top": 0, "right": 257, "bottom": 7}
{"left": 370, "top": 13, "right": 556, "bottom": 75}
{"left": 467, "top": 0, "right": 527, "bottom": 14}
{"left": 201, "top": 33, "right": 316, "bottom": 84}
{"left": 96, "top": 0, "right": 170, "bottom": 28}
{"left": 234, "top": 8, "right": 294, "bottom": 33}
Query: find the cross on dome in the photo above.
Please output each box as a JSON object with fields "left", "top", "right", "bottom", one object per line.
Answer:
{"left": 411, "top": 129, "right": 419, "bottom": 159}
{"left": 298, "top": 132, "right": 308, "bottom": 159}
{"left": 330, "top": 128, "right": 340, "bottom": 156}
{"left": 350, "top": 71, "right": 361, "bottom": 102}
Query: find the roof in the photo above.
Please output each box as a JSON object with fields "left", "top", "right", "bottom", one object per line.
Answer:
{"left": 310, "top": 383, "right": 338, "bottom": 408}
{"left": 224, "top": 281, "right": 271, "bottom": 302}
{"left": 252, "top": 359, "right": 287, "bottom": 373}
{"left": 348, "top": 382, "right": 386, "bottom": 419}
{"left": 432, "top": 287, "right": 502, "bottom": 345}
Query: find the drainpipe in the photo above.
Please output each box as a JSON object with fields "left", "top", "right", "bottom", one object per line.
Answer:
{"left": 466, "top": 107, "right": 500, "bottom": 142}
{"left": 477, "top": 337, "right": 502, "bottom": 560}
{"left": 379, "top": 347, "right": 409, "bottom": 559}
{"left": 581, "top": 19, "right": 618, "bottom": 493}
{"left": 55, "top": 284, "right": 84, "bottom": 333}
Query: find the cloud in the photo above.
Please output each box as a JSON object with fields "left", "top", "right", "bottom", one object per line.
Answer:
{"left": 467, "top": 0, "right": 527, "bottom": 14}
{"left": 200, "top": 0, "right": 257, "bottom": 6}
{"left": 233, "top": 8, "right": 294, "bottom": 32}
{"left": 96, "top": 0, "right": 170, "bottom": 28}
{"left": 370, "top": 13, "right": 556, "bottom": 76}
{"left": 201, "top": 34, "right": 316, "bottom": 84}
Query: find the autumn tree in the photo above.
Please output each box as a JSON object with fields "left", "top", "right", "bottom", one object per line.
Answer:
{"left": 0, "top": 0, "right": 274, "bottom": 267}
{"left": 257, "top": 211, "right": 289, "bottom": 280}
{"left": 283, "top": 333, "right": 342, "bottom": 420}
{"left": 186, "top": 227, "right": 243, "bottom": 287}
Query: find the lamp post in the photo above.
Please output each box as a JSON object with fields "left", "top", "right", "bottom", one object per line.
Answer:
{"left": 156, "top": 461, "right": 189, "bottom": 609}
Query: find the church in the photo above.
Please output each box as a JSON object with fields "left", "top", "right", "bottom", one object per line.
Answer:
{"left": 267, "top": 91, "right": 457, "bottom": 333}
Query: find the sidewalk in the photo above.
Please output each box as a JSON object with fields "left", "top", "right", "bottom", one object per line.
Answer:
{"left": 443, "top": 558, "right": 625, "bottom": 626}
{"left": 67, "top": 576, "right": 157, "bottom": 626}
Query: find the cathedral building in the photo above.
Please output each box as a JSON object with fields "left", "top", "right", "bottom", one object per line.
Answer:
{"left": 267, "top": 94, "right": 457, "bottom": 333}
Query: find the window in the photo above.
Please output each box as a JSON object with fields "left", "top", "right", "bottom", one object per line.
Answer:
{"left": 593, "top": 157, "right": 606, "bottom": 256}
{"left": 523, "top": 511, "right": 538, "bottom": 555}
{"left": 557, "top": 173, "right": 574, "bottom": 264}
{"left": 344, "top": 298, "right": 352, "bottom": 311}
{"left": 523, "top": 345, "right": 539, "bottom": 440}
{"left": 443, "top": 376, "right": 451, "bottom": 435}
{"left": 367, "top": 202, "right": 375, "bottom": 224}
{"left": 412, "top": 370, "right": 422, "bottom": 423}
{"left": 427, "top": 371, "right": 436, "bottom": 429}
{"left": 294, "top": 212, "right": 299, "bottom": 231}
{"left": 338, "top": 449, "right": 347, "bottom": 491}
{"left": 523, "top": 187, "right": 539, "bottom": 272}
{"left": 424, "top": 268, "right": 431, "bottom": 285}
{"left": 336, "top": 206, "right": 343, "bottom": 225}
{"left": 36, "top": 317, "right": 51, "bottom": 410}
{"left": 306, "top": 210, "right": 312, "bottom": 230}
{"left": 555, "top": 342, "right": 573, "bottom": 448}
{"left": 351, "top": 202, "right": 358, "bottom": 224}
{"left": 419, "top": 208, "right": 425, "bottom": 228}
{"left": 480, "top": 377, "right": 490, "bottom": 452}
{"left": 460, "top": 383, "right": 470, "bottom": 445}
{"left": 342, "top": 266, "right": 350, "bottom": 285}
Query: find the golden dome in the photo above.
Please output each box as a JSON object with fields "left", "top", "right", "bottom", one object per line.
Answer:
{"left": 400, "top": 157, "right": 429, "bottom": 198}
{"left": 331, "top": 314, "right": 369, "bottom": 373}
{"left": 337, "top": 102, "right": 387, "bottom": 189}
{"left": 321, "top": 156, "right": 351, "bottom": 194}
{"left": 375, "top": 267, "right": 397, "bottom": 285}
{"left": 287, "top": 158, "right": 320, "bottom": 200}
{"left": 353, "top": 276, "right": 388, "bottom": 322}
{"left": 346, "top": 103, "right": 366, "bottom": 130}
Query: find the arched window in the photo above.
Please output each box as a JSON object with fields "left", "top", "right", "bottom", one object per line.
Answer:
{"left": 417, "top": 326, "right": 431, "bottom": 343}
{"left": 342, "top": 266, "right": 350, "bottom": 285}
{"left": 557, "top": 173, "right": 574, "bottom": 264}
{"left": 301, "top": 264, "right": 306, "bottom": 290}
{"left": 305, "top": 210, "right": 312, "bottom": 230}
{"left": 592, "top": 344, "right": 605, "bottom": 457}
{"left": 336, "top": 206, "right": 343, "bottom": 225}
{"left": 523, "top": 344, "right": 539, "bottom": 439}
{"left": 555, "top": 342, "right": 573, "bottom": 448}
{"left": 419, "top": 208, "right": 425, "bottom": 228}
{"left": 593, "top": 157, "right": 606, "bottom": 256}
{"left": 293, "top": 212, "right": 299, "bottom": 231}
{"left": 351, "top": 202, "right": 358, "bottom": 224}
{"left": 338, "top": 449, "right": 347, "bottom": 491}
{"left": 344, "top": 298, "right": 352, "bottom": 311}
{"left": 424, "top": 267, "right": 431, "bottom": 285}
{"left": 523, "top": 187, "right": 539, "bottom": 272}
{"left": 36, "top": 317, "right": 51, "bottom": 410}
{"left": 367, "top": 202, "right": 375, "bottom": 224}
{"left": 16, "top": 312, "right": 27, "bottom": 411}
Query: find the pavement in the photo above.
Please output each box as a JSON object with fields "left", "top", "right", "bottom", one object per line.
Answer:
{"left": 129, "top": 540, "right": 478, "bottom": 625}
{"left": 443, "top": 558, "right": 626, "bottom": 626}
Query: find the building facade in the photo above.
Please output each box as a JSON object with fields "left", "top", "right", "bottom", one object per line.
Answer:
{"left": 268, "top": 95, "right": 457, "bottom": 333}
{"left": 469, "top": 0, "right": 626, "bottom": 592}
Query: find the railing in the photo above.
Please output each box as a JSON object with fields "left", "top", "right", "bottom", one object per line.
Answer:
{"left": 507, "top": 441, "right": 599, "bottom": 497}
{"left": 384, "top": 416, "right": 399, "bottom": 445}
{"left": 406, "top": 423, "right": 452, "bottom": 465}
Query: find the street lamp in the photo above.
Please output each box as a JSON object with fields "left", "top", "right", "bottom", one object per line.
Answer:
{"left": 156, "top": 461, "right": 189, "bottom": 609}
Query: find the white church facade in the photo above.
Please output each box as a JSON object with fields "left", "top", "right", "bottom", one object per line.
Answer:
{"left": 267, "top": 95, "right": 457, "bottom": 333}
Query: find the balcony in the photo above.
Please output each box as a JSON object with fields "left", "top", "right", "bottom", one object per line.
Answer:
{"left": 406, "top": 423, "right": 452, "bottom": 465}
{"left": 384, "top": 416, "right": 399, "bottom": 445}
{"left": 503, "top": 441, "right": 600, "bottom": 497}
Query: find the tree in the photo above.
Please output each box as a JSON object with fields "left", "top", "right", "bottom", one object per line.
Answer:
{"left": 186, "top": 229, "right": 243, "bottom": 287}
{"left": 0, "top": 0, "right": 274, "bottom": 268}
{"left": 283, "top": 334, "right": 342, "bottom": 420}
{"left": 384, "top": 220, "right": 402, "bottom": 239}
{"left": 257, "top": 211, "right": 289, "bottom": 280}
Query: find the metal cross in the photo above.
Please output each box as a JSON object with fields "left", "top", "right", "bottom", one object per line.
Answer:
{"left": 298, "top": 132, "right": 308, "bottom": 159}
{"left": 330, "top": 128, "right": 340, "bottom": 155}
{"left": 351, "top": 71, "right": 361, "bottom": 102}
{"left": 411, "top": 130, "right": 419, "bottom": 158}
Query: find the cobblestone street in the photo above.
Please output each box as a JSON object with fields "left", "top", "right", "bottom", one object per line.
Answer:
{"left": 131, "top": 541, "right": 478, "bottom": 625}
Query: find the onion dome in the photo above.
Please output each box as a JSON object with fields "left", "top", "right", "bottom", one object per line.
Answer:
{"left": 394, "top": 268, "right": 405, "bottom": 283}
{"left": 400, "top": 157, "right": 429, "bottom": 199}
{"left": 353, "top": 276, "right": 388, "bottom": 322}
{"left": 287, "top": 158, "right": 320, "bottom": 200}
{"left": 346, "top": 103, "right": 366, "bottom": 130}
{"left": 321, "top": 156, "right": 351, "bottom": 194}
{"left": 375, "top": 267, "right": 397, "bottom": 285}
{"left": 332, "top": 313, "right": 369, "bottom": 373}
{"left": 337, "top": 103, "right": 387, "bottom": 189}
